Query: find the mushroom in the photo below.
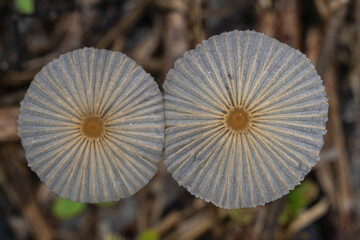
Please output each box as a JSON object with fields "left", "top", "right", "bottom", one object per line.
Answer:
{"left": 163, "top": 30, "right": 328, "bottom": 208}
{"left": 18, "top": 48, "right": 164, "bottom": 203}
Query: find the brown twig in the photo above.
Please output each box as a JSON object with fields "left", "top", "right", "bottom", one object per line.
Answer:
{"left": 160, "top": 0, "right": 188, "bottom": 88}
{"left": 128, "top": 15, "right": 163, "bottom": 73}
{"left": 0, "top": 144, "right": 53, "bottom": 240}
{"left": 0, "top": 89, "right": 26, "bottom": 106}
{"left": 187, "top": 0, "right": 205, "bottom": 48}
{"left": 286, "top": 198, "right": 330, "bottom": 237}
{"left": 315, "top": 162, "right": 337, "bottom": 206}
{"left": 0, "top": 69, "right": 39, "bottom": 88}
{"left": 276, "top": 0, "right": 300, "bottom": 49}
{"left": 304, "top": 24, "right": 338, "bottom": 212}
{"left": 259, "top": 197, "right": 286, "bottom": 240}
{"left": 351, "top": 0, "right": 360, "bottom": 221}
{"left": 0, "top": 108, "right": 19, "bottom": 142}
{"left": 154, "top": 200, "right": 206, "bottom": 237}
{"left": 202, "top": 0, "right": 242, "bottom": 19}
{"left": 305, "top": 26, "right": 323, "bottom": 64}
{"left": 96, "top": 0, "right": 150, "bottom": 49}
{"left": 256, "top": 9, "right": 276, "bottom": 38}
{"left": 314, "top": 3, "right": 354, "bottom": 235}
{"left": 163, "top": 211, "right": 213, "bottom": 240}
{"left": 324, "top": 61, "right": 354, "bottom": 236}
{"left": 316, "top": 3, "right": 347, "bottom": 76}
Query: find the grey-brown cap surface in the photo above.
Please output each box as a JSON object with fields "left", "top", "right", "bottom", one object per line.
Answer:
{"left": 18, "top": 48, "right": 164, "bottom": 203}
{"left": 163, "top": 30, "right": 328, "bottom": 208}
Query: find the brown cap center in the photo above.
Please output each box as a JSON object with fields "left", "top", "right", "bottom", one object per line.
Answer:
{"left": 81, "top": 116, "right": 104, "bottom": 139}
{"left": 225, "top": 107, "right": 251, "bottom": 132}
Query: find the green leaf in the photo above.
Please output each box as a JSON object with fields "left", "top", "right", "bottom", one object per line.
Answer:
{"left": 228, "top": 209, "right": 253, "bottom": 227}
{"left": 287, "top": 181, "right": 310, "bottom": 216}
{"left": 278, "top": 207, "right": 291, "bottom": 225}
{"left": 279, "top": 180, "right": 318, "bottom": 225}
{"left": 51, "top": 198, "right": 86, "bottom": 220}
{"left": 14, "top": 0, "right": 34, "bottom": 14}
{"left": 136, "top": 229, "right": 159, "bottom": 240}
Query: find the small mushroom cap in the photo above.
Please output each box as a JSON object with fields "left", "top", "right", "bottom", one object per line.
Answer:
{"left": 163, "top": 30, "right": 328, "bottom": 209}
{"left": 18, "top": 48, "right": 164, "bottom": 203}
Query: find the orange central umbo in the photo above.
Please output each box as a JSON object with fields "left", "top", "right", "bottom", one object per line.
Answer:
{"left": 81, "top": 116, "right": 104, "bottom": 139}
{"left": 225, "top": 107, "right": 251, "bottom": 132}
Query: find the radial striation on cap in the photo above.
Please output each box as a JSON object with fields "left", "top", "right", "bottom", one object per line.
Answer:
{"left": 18, "top": 48, "right": 164, "bottom": 203}
{"left": 163, "top": 30, "right": 328, "bottom": 208}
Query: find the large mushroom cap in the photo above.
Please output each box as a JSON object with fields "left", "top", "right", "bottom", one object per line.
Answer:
{"left": 163, "top": 30, "right": 328, "bottom": 208}
{"left": 18, "top": 48, "right": 164, "bottom": 203}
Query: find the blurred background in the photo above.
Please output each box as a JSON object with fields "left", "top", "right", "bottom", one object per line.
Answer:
{"left": 0, "top": 0, "right": 359, "bottom": 239}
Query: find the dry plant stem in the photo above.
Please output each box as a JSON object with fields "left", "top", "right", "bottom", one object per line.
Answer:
{"left": 286, "top": 197, "right": 330, "bottom": 237}
{"left": 0, "top": 144, "right": 53, "bottom": 240}
{"left": 137, "top": 188, "right": 153, "bottom": 232}
{"left": 154, "top": 211, "right": 182, "bottom": 236}
{"left": 251, "top": 207, "right": 267, "bottom": 240}
{"left": 350, "top": 0, "right": 360, "bottom": 222}
{"left": 131, "top": 16, "right": 161, "bottom": 59}
{"left": 315, "top": 2, "right": 354, "bottom": 233}
{"left": 154, "top": 0, "right": 187, "bottom": 12}
{"left": 188, "top": 0, "right": 205, "bottom": 48}
{"left": 259, "top": 197, "right": 286, "bottom": 240}
{"left": 0, "top": 69, "right": 39, "bottom": 88}
{"left": 25, "top": 13, "right": 76, "bottom": 56}
{"left": 315, "top": 162, "right": 337, "bottom": 206}
{"left": 256, "top": 9, "right": 276, "bottom": 37}
{"left": 76, "top": 204, "right": 99, "bottom": 240}
{"left": 355, "top": 0, "right": 360, "bottom": 130}
{"left": 78, "top": 0, "right": 99, "bottom": 36}
{"left": 55, "top": 12, "right": 83, "bottom": 53}
{"left": 96, "top": 0, "right": 150, "bottom": 49}
{"left": 315, "top": 0, "right": 349, "bottom": 19}
{"left": 111, "top": 38, "right": 125, "bottom": 52}
{"left": 305, "top": 27, "right": 322, "bottom": 64}
{"left": 316, "top": 4, "right": 347, "bottom": 76}
{"left": 314, "top": 0, "right": 330, "bottom": 19}
{"left": 324, "top": 63, "right": 353, "bottom": 234}
{"left": 208, "top": 206, "right": 223, "bottom": 239}
{"left": 129, "top": 15, "right": 162, "bottom": 72}
{"left": 136, "top": 192, "right": 146, "bottom": 231}
{"left": 0, "top": 108, "right": 19, "bottom": 142}
{"left": 149, "top": 166, "right": 166, "bottom": 225}
{"left": 22, "top": 52, "right": 61, "bottom": 73}
{"left": 163, "top": 211, "right": 213, "bottom": 240}
{"left": 201, "top": 0, "right": 242, "bottom": 19}
{"left": 161, "top": 0, "right": 188, "bottom": 87}
{"left": 304, "top": 25, "right": 338, "bottom": 210}
{"left": 23, "top": 12, "right": 83, "bottom": 71}
{"left": 276, "top": 0, "right": 300, "bottom": 49}
{"left": 318, "top": 148, "right": 338, "bottom": 163}
{"left": 0, "top": 89, "right": 26, "bottom": 106}
{"left": 137, "top": 169, "right": 172, "bottom": 232}
{"left": 322, "top": 0, "right": 352, "bottom": 218}
{"left": 154, "top": 201, "right": 206, "bottom": 237}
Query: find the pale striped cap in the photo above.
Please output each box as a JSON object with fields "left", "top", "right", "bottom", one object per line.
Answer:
{"left": 163, "top": 30, "right": 328, "bottom": 208}
{"left": 18, "top": 48, "right": 164, "bottom": 203}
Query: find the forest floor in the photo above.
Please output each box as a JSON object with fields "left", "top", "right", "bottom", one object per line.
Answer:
{"left": 0, "top": 0, "right": 360, "bottom": 239}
